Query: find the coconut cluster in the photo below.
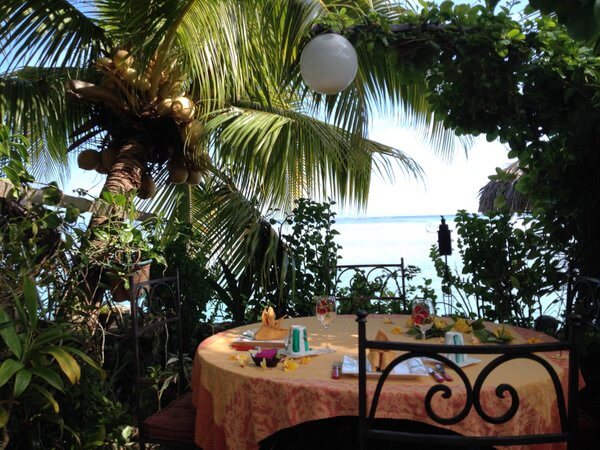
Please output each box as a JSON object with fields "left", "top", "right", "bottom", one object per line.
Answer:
{"left": 76, "top": 49, "right": 211, "bottom": 198}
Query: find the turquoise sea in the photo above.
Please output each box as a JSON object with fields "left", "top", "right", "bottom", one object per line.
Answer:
{"left": 335, "top": 215, "right": 457, "bottom": 300}
{"left": 334, "top": 214, "right": 562, "bottom": 317}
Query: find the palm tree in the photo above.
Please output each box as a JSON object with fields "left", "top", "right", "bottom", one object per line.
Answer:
{"left": 0, "top": 0, "right": 459, "bottom": 284}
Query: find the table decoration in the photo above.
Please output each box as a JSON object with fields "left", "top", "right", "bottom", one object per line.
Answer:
{"left": 249, "top": 348, "right": 282, "bottom": 367}
{"left": 254, "top": 306, "right": 288, "bottom": 340}
{"left": 471, "top": 321, "right": 515, "bottom": 343}
{"left": 341, "top": 355, "right": 428, "bottom": 378}
{"left": 367, "top": 330, "right": 395, "bottom": 371}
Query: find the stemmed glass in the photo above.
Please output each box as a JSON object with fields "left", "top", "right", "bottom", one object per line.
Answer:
{"left": 412, "top": 299, "right": 434, "bottom": 340}
{"left": 315, "top": 296, "right": 336, "bottom": 329}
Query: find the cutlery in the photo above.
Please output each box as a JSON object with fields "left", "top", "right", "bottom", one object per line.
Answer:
{"left": 435, "top": 363, "right": 453, "bottom": 382}
{"left": 427, "top": 366, "right": 444, "bottom": 383}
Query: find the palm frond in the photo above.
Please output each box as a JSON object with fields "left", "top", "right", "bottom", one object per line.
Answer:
{"left": 205, "top": 101, "right": 422, "bottom": 211}
{"left": 0, "top": 67, "right": 96, "bottom": 184}
{"left": 0, "top": 0, "right": 109, "bottom": 71}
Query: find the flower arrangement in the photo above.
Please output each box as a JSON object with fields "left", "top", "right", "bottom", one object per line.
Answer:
{"left": 406, "top": 316, "right": 453, "bottom": 339}
{"left": 406, "top": 315, "right": 515, "bottom": 343}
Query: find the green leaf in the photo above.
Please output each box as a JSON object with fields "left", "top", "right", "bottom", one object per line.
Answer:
{"left": 0, "top": 308, "right": 22, "bottom": 359}
{"left": 67, "top": 347, "right": 105, "bottom": 380}
{"left": 29, "top": 367, "right": 65, "bottom": 392}
{"left": 30, "top": 384, "right": 59, "bottom": 414}
{"left": 13, "top": 368, "right": 32, "bottom": 397}
{"left": 0, "top": 359, "right": 24, "bottom": 388}
{"left": 22, "top": 277, "right": 39, "bottom": 329}
{"left": 510, "top": 276, "right": 521, "bottom": 289}
{"left": 0, "top": 405, "right": 8, "bottom": 427}
{"left": 42, "top": 347, "right": 81, "bottom": 384}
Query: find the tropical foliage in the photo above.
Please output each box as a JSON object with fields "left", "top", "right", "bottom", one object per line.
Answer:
{"left": 0, "top": 0, "right": 460, "bottom": 298}
{"left": 431, "top": 210, "right": 566, "bottom": 327}
{"left": 317, "top": 0, "right": 600, "bottom": 279}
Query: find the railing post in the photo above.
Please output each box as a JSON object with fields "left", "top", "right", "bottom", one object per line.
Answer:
{"left": 401, "top": 257, "right": 407, "bottom": 312}
{"left": 567, "top": 314, "right": 582, "bottom": 450}
{"left": 357, "top": 310, "right": 368, "bottom": 450}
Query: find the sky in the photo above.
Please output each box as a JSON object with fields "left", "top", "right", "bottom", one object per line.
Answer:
{"left": 338, "top": 119, "right": 511, "bottom": 218}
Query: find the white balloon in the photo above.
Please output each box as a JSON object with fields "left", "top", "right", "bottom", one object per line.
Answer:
{"left": 300, "top": 34, "right": 358, "bottom": 95}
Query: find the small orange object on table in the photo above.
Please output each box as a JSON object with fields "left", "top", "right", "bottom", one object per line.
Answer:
{"left": 191, "top": 315, "right": 577, "bottom": 450}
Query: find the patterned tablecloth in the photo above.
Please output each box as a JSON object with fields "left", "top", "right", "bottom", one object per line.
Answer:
{"left": 191, "top": 315, "right": 574, "bottom": 450}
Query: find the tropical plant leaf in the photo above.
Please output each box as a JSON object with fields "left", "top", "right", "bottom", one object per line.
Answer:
{"left": 0, "top": 358, "right": 24, "bottom": 389}
{"left": 30, "top": 383, "right": 60, "bottom": 413}
{"left": 0, "top": 308, "right": 22, "bottom": 359}
{"left": 13, "top": 368, "right": 32, "bottom": 397}
{"left": 22, "top": 276, "right": 39, "bottom": 329}
{"left": 0, "top": 405, "right": 8, "bottom": 427}
{"left": 29, "top": 366, "right": 65, "bottom": 392}
{"left": 0, "top": 0, "right": 109, "bottom": 71}
{"left": 68, "top": 347, "right": 105, "bottom": 380}
{"left": 42, "top": 346, "right": 81, "bottom": 384}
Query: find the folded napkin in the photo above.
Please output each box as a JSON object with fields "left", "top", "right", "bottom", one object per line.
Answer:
{"left": 254, "top": 306, "right": 289, "bottom": 340}
{"left": 368, "top": 330, "right": 396, "bottom": 372}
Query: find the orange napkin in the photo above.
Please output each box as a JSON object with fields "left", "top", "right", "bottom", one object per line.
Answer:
{"left": 254, "top": 306, "right": 289, "bottom": 340}
{"left": 368, "top": 330, "right": 396, "bottom": 372}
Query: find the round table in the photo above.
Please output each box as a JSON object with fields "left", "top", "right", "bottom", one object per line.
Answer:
{"left": 191, "top": 315, "right": 571, "bottom": 450}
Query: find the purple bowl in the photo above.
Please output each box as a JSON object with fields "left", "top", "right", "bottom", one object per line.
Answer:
{"left": 251, "top": 354, "right": 281, "bottom": 367}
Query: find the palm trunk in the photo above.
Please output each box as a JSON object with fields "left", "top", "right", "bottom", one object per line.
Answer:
{"left": 88, "top": 138, "right": 147, "bottom": 229}
{"left": 84, "top": 137, "right": 148, "bottom": 305}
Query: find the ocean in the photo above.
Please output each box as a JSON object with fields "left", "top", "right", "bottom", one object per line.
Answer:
{"left": 334, "top": 215, "right": 457, "bottom": 304}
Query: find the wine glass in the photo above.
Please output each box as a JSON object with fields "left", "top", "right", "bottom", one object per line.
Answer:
{"left": 412, "top": 299, "right": 434, "bottom": 340}
{"left": 315, "top": 296, "right": 336, "bottom": 329}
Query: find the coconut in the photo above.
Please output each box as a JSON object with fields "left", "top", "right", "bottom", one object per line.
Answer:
{"left": 167, "top": 159, "right": 188, "bottom": 184}
{"left": 96, "top": 57, "right": 114, "bottom": 69}
{"left": 95, "top": 162, "right": 109, "bottom": 174}
{"left": 157, "top": 98, "right": 173, "bottom": 116}
{"left": 186, "top": 170, "right": 202, "bottom": 185}
{"left": 138, "top": 174, "right": 156, "bottom": 199}
{"left": 171, "top": 96, "right": 196, "bottom": 122}
{"left": 101, "top": 146, "right": 118, "bottom": 169}
{"left": 113, "top": 49, "right": 133, "bottom": 71}
{"left": 77, "top": 150, "right": 101, "bottom": 170}
{"left": 159, "top": 80, "right": 184, "bottom": 99}
{"left": 134, "top": 76, "right": 151, "bottom": 91}
{"left": 181, "top": 120, "right": 204, "bottom": 146}
{"left": 121, "top": 68, "right": 138, "bottom": 84}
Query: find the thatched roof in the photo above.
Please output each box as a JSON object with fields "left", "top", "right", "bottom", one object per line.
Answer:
{"left": 477, "top": 162, "right": 531, "bottom": 213}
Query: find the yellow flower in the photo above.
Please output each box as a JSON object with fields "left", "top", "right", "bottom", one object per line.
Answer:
{"left": 299, "top": 356, "right": 311, "bottom": 365}
{"left": 391, "top": 326, "right": 402, "bottom": 335}
{"left": 453, "top": 318, "right": 472, "bottom": 334}
{"left": 228, "top": 355, "right": 238, "bottom": 361}
{"left": 405, "top": 317, "right": 413, "bottom": 327}
{"left": 527, "top": 336, "right": 542, "bottom": 344}
{"left": 433, "top": 317, "right": 447, "bottom": 330}
{"left": 282, "top": 359, "right": 298, "bottom": 372}
{"left": 494, "top": 325, "right": 514, "bottom": 341}
{"left": 260, "top": 358, "right": 267, "bottom": 370}
{"left": 237, "top": 355, "right": 249, "bottom": 367}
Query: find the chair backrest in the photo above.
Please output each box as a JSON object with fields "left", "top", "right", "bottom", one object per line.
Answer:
{"left": 566, "top": 276, "right": 600, "bottom": 330}
{"left": 335, "top": 262, "right": 409, "bottom": 313}
{"left": 356, "top": 311, "right": 582, "bottom": 450}
{"left": 130, "top": 273, "right": 184, "bottom": 439}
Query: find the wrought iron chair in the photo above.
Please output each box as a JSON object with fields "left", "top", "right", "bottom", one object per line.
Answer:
{"left": 566, "top": 276, "right": 600, "bottom": 330}
{"left": 335, "top": 261, "right": 410, "bottom": 313}
{"left": 357, "top": 310, "right": 582, "bottom": 449}
{"left": 130, "top": 273, "right": 197, "bottom": 449}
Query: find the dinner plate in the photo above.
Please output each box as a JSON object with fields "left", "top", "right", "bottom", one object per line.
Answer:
{"left": 341, "top": 355, "right": 429, "bottom": 378}
{"left": 424, "top": 356, "right": 481, "bottom": 368}
{"left": 280, "top": 347, "right": 336, "bottom": 358}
